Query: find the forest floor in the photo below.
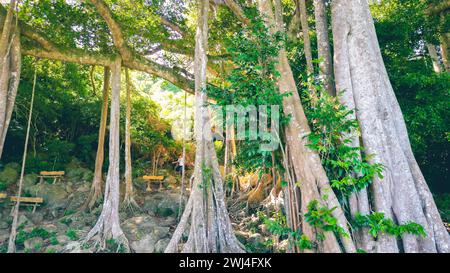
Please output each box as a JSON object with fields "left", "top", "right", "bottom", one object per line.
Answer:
{"left": 0, "top": 161, "right": 280, "bottom": 253}
{"left": 0, "top": 161, "right": 448, "bottom": 253}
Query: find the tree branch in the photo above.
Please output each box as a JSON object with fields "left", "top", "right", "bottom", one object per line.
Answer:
{"left": 222, "top": 0, "right": 250, "bottom": 26}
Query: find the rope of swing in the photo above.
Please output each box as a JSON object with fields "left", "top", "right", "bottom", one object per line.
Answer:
{"left": 177, "top": 92, "right": 187, "bottom": 221}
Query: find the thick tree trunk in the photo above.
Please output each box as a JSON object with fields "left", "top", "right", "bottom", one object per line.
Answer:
{"left": 332, "top": 0, "right": 450, "bottom": 253}
{"left": 259, "top": 0, "right": 356, "bottom": 253}
{"left": 313, "top": 0, "right": 335, "bottom": 96}
{"left": 165, "top": 0, "right": 243, "bottom": 253}
{"left": 426, "top": 43, "right": 442, "bottom": 73}
{"left": 84, "top": 58, "right": 129, "bottom": 250}
{"left": 123, "top": 67, "right": 137, "bottom": 208}
{"left": 83, "top": 67, "right": 110, "bottom": 210}
{"left": 0, "top": 0, "right": 19, "bottom": 159}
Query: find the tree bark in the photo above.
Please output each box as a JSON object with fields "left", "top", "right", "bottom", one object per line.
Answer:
{"left": 83, "top": 67, "right": 110, "bottom": 210}
{"left": 0, "top": 0, "right": 19, "bottom": 159}
{"left": 426, "top": 43, "right": 442, "bottom": 73}
{"left": 165, "top": 0, "right": 243, "bottom": 253}
{"left": 84, "top": 58, "right": 129, "bottom": 250}
{"left": 332, "top": 0, "right": 450, "bottom": 253}
{"left": 313, "top": 0, "right": 335, "bottom": 96}
{"left": 439, "top": 13, "right": 450, "bottom": 72}
{"left": 258, "top": 0, "right": 356, "bottom": 253}
{"left": 123, "top": 67, "right": 137, "bottom": 208}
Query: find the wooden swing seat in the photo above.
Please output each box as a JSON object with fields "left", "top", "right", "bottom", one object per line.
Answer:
{"left": 38, "top": 171, "right": 65, "bottom": 184}
{"left": 9, "top": 196, "right": 44, "bottom": 213}
{"left": 142, "top": 175, "right": 165, "bottom": 191}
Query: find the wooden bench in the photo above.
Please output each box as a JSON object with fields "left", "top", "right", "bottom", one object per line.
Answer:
{"left": 10, "top": 196, "right": 44, "bottom": 213}
{"left": 142, "top": 175, "right": 165, "bottom": 191}
{"left": 38, "top": 171, "right": 65, "bottom": 184}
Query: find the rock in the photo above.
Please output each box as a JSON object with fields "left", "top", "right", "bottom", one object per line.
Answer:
{"left": 248, "top": 233, "right": 262, "bottom": 247}
{"left": 44, "top": 245, "right": 63, "bottom": 253}
{"left": 28, "top": 212, "right": 44, "bottom": 225}
{"left": 5, "top": 162, "right": 20, "bottom": 170}
{"left": 277, "top": 239, "right": 289, "bottom": 253}
{"left": 24, "top": 237, "right": 44, "bottom": 250}
{"left": 0, "top": 219, "right": 8, "bottom": 229}
{"left": 66, "top": 190, "right": 88, "bottom": 212}
{"left": 26, "top": 183, "right": 69, "bottom": 211}
{"left": 65, "top": 241, "right": 81, "bottom": 253}
{"left": 18, "top": 214, "right": 32, "bottom": 228}
{"left": 130, "top": 234, "right": 156, "bottom": 253}
{"left": 122, "top": 216, "right": 171, "bottom": 253}
{"left": 165, "top": 175, "right": 178, "bottom": 186}
{"left": 23, "top": 174, "right": 39, "bottom": 192}
{"left": 0, "top": 229, "right": 9, "bottom": 244}
{"left": 143, "top": 191, "right": 180, "bottom": 217}
{"left": 66, "top": 167, "right": 93, "bottom": 184}
{"left": 0, "top": 165, "right": 18, "bottom": 187}
{"left": 76, "top": 183, "right": 90, "bottom": 193}
{"left": 56, "top": 234, "right": 69, "bottom": 245}
{"left": 235, "top": 230, "right": 249, "bottom": 244}
{"left": 154, "top": 238, "right": 170, "bottom": 253}
{"left": 258, "top": 224, "right": 268, "bottom": 234}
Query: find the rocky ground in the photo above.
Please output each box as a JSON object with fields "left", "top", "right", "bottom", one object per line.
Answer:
{"left": 0, "top": 161, "right": 185, "bottom": 253}
{"left": 0, "top": 161, "right": 287, "bottom": 253}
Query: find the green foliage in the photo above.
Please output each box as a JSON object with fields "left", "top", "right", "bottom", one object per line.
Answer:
{"left": 259, "top": 211, "right": 314, "bottom": 251}
{"left": 208, "top": 12, "right": 288, "bottom": 176}
{"left": 3, "top": 57, "right": 181, "bottom": 178}
{"left": 304, "top": 200, "right": 349, "bottom": 240}
{"left": 353, "top": 212, "right": 427, "bottom": 239}
{"left": 15, "top": 227, "right": 57, "bottom": 249}
{"left": 103, "top": 238, "right": 127, "bottom": 253}
{"left": 65, "top": 229, "right": 79, "bottom": 241}
{"left": 45, "top": 248, "right": 57, "bottom": 253}
{"left": 433, "top": 193, "right": 450, "bottom": 223}
{"left": 302, "top": 86, "right": 384, "bottom": 198}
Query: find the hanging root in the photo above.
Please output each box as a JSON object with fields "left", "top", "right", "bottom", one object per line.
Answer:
{"left": 81, "top": 182, "right": 103, "bottom": 211}
{"left": 165, "top": 196, "right": 193, "bottom": 253}
{"left": 82, "top": 214, "right": 130, "bottom": 253}
{"left": 121, "top": 195, "right": 141, "bottom": 214}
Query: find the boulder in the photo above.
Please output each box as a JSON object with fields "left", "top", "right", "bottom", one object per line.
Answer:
{"left": 26, "top": 183, "right": 69, "bottom": 211}
{"left": 18, "top": 214, "right": 32, "bottom": 228}
{"left": 0, "top": 229, "right": 10, "bottom": 244}
{"left": 154, "top": 238, "right": 170, "bottom": 253}
{"left": 4, "top": 162, "right": 20, "bottom": 170}
{"left": 122, "top": 216, "right": 171, "bottom": 253}
{"left": 130, "top": 234, "right": 156, "bottom": 253}
{"left": 27, "top": 211, "right": 44, "bottom": 225}
{"left": 65, "top": 190, "right": 89, "bottom": 212}
{"left": 66, "top": 167, "right": 93, "bottom": 185}
{"left": 165, "top": 175, "right": 178, "bottom": 186}
{"left": 143, "top": 191, "right": 180, "bottom": 217}
{"left": 44, "top": 245, "right": 64, "bottom": 253}
{"left": 65, "top": 241, "right": 94, "bottom": 253}
{"left": 56, "top": 234, "right": 69, "bottom": 245}
{"left": 23, "top": 174, "right": 39, "bottom": 192}
{"left": 24, "top": 237, "right": 44, "bottom": 251}
{"left": 0, "top": 165, "right": 18, "bottom": 187}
